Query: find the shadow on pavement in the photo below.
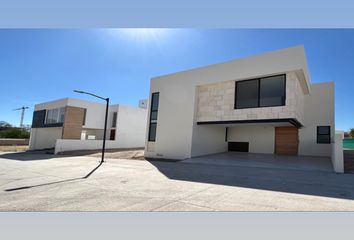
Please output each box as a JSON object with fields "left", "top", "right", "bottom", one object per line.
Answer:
{"left": 148, "top": 159, "right": 354, "bottom": 201}
{"left": 0, "top": 150, "right": 61, "bottom": 161}
{"left": 5, "top": 177, "right": 83, "bottom": 192}
{"left": 4, "top": 161, "right": 104, "bottom": 192}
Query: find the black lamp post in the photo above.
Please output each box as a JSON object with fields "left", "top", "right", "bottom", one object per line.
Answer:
{"left": 74, "top": 90, "right": 109, "bottom": 164}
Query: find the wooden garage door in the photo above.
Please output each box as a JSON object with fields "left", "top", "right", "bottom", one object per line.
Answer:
{"left": 275, "top": 127, "right": 299, "bottom": 155}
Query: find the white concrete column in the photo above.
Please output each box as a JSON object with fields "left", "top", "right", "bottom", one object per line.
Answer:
{"left": 332, "top": 132, "right": 344, "bottom": 173}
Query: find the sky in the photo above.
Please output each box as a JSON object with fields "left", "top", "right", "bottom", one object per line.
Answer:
{"left": 0, "top": 29, "right": 353, "bottom": 130}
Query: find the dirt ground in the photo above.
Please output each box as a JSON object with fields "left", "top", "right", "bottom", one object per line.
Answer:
{"left": 0, "top": 145, "right": 29, "bottom": 152}
{"left": 59, "top": 148, "right": 146, "bottom": 160}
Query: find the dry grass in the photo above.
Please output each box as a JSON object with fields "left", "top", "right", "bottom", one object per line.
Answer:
{"left": 0, "top": 145, "right": 29, "bottom": 152}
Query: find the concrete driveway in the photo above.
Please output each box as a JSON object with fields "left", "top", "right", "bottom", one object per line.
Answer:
{"left": 0, "top": 151, "right": 354, "bottom": 211}
{"left": 187, "top": 152, "right": 333, "bottom": 172}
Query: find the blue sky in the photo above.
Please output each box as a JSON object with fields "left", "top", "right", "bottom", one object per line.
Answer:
{"left": 0, "top": 29, "right": 353, "bottom": 130}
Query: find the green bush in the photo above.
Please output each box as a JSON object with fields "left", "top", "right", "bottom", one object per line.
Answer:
{"left": 0, "top": 128, "right": 30, "bottom": 139}
{"left": 350, "top": 128, "right": 354, "bottom": 139}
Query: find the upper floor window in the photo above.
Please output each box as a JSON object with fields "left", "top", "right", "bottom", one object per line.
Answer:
{"left": 317, "top": 126, "right": 331, "bottom": 144}
{"left": 148, "top": 92, "right": 159, "bottom": 142}
{"left": 45, "top": 107, "right": 65, "bottom": 124}
{"left": 235, "top": 74, "right": 286, "bottom": 109}
{"left": 112, "top": 112, "right": 117, "bottom": 128}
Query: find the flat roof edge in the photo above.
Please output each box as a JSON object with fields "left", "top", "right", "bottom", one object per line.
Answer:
{"left": 197, "top": 118, "right": 303, "bottom": 128}
{"left": 151, "top": 45, "right": 307, "bottom": 80}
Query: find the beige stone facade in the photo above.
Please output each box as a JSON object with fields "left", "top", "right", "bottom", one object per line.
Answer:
{"left": 62, "top": 106, "right": 85, "bottom": 140}
{"left": 196, "top": 72, "right": 305, "bottom": 124}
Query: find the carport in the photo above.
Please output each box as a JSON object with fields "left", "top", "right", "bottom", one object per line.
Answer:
{"left": 197, "top": 119, "right": 303, "bottom": 155}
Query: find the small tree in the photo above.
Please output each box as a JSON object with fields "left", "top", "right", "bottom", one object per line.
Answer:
{"left": 350, "top": 128, "right": 354, "bottom": 139}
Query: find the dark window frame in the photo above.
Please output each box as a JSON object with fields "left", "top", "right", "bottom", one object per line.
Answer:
{"left": 317, "top": 126, "right": 331, "bottom": 144}
{"left": 234, "top": 74, "right": 286, "bottom": 109}
{"left": 148, "top": 92, "right": 159, "bottom": 142}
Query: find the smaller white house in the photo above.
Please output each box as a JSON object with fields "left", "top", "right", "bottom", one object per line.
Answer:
{"left": 29, "top": 98, "right": 147, "bottom": 154}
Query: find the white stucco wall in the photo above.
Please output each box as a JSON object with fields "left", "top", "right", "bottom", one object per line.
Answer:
{"left": 81, "top": 128, "right": 104, "bottom": 140}
{"left": 34, "top": 98, "right": 69, "bottom": 111}
{"left": 228, "top": 125, "right": 276, "bottom": 154}
{"left": 298, "top": 82, "right": 334, "bottom": 157}
{"left": 191, "top": 125, "right": 227, "bottom": 157}
{"left": 116, "top": 105, "right": 148, "bottom": 148}
{"left": 145, "top": 46, "right": 311, "bottom": 160}
{"left": 332, "top": 133, "right": 344, "bottom": 173}
{"left": 29, "top": 127, "right": 63, "bottom": 150}
{"left": 54, "top": 139, "right": 121, "bottom": 154}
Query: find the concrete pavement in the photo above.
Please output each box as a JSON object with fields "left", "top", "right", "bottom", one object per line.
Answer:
{"left": 0, "top": 151, "right": 354, "bottom": 211}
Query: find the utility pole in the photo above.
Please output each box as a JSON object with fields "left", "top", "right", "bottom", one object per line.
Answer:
{"left": 74, "top": 90, "right": 109, "bottom": 164}
{"left": 13, "top": 106, "right": 29, "bottom": 128}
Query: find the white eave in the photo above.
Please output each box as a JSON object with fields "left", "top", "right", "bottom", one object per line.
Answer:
{"left": 151, "top": 45, "right": 312, "bottom": 95}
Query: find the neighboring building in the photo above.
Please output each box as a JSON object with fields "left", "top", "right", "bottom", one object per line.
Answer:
{"left": 144, "top": 46, "right": 335, "bottom": 160}
{"left": 29, "top": 98, "right": 147, "bottom": 153}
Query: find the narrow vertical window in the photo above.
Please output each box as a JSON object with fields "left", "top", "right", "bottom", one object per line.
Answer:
{"left": 112, "top": 112, "right": 117, "bottom": 127}
{"left": 148, "top": 92, "right": 159, "bottom": 142}
{"left": 225, "top": 127, "right": 228, "bottom": 142}
{"left": 82, "top": 108, "right": 87, "bottom": 125}
{"left": 59, "top": 107, "right": 66, "bottom": 123}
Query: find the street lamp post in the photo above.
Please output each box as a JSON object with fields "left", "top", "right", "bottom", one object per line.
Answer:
{"left": 74, "top": 90, "right": 109, "bottom": 164}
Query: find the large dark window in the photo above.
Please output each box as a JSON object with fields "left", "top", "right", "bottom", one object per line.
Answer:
{"left": 259, "top": 75, "right": 286, "bottom": 107}
{"left": 235, "top": 79, "right": 259, "bottom": 109}
{"left": 317, "top": 126, "right": 331, "bottom": 144}
{"left": 148, "top": 92, "right": 159, "bottom": 141}
{"left": 31, "top": 110, "right": 46, "bottom": 128}
{"left": 235, "top": 74, "right": 286, "bottom": 109}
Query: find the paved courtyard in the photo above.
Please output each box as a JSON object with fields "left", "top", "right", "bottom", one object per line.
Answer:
{"left": 0, "top": 151, "right": 354, "bottom": 211}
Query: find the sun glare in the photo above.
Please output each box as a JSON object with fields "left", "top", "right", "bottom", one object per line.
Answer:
{"left": 106, "top": 28, "right": 170, "bottom": 43}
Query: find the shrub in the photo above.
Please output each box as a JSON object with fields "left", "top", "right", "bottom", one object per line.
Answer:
{"left": 0, "top": 128, "right": 30, "bottom": 139}
{"left": 350, "top": 128, "right": 354, "bottom": 139}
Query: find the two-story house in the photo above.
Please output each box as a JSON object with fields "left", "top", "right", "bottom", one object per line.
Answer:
{"left": 144, "top": 46, "right": 334, "bottom": 160}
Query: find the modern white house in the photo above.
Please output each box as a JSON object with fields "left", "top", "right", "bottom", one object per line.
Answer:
{"left": 144, "top": 46, "right": 335, "bottom": 160}
{"left": 29, "top": 98, "right": 148, "bottom": 153}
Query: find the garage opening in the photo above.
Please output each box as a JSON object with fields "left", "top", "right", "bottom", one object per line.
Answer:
{"left": 228, "top": 142, "right": 249, "bottom": 152}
